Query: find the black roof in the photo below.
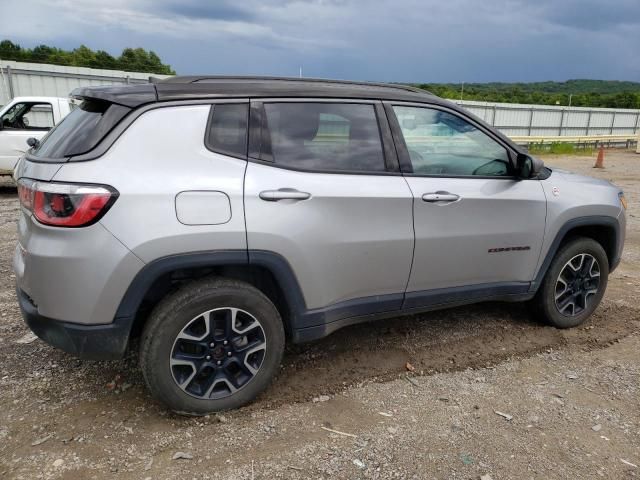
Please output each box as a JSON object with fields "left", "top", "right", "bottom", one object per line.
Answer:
{"left": 71, "top": 75, "right": 440, "bottom": 108}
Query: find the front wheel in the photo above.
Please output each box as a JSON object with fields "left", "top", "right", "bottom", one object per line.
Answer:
{"left": 534, "top": 237, "right": 609, "bottom": 328}
{"left": 140, "top": 278, "right": 285, "bottom": 415}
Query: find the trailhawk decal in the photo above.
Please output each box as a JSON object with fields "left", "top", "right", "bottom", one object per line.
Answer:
{"left": 488, "top": 246, "right": 531, "bottom": 253}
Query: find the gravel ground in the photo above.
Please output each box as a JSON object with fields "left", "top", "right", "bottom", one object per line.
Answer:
{"left": 1, "top": 150, "right": 639, "bottom": 479}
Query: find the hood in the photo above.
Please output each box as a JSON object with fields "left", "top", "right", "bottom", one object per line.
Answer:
{"left": 548, "top": 167, "right": 617, "bottom": 189}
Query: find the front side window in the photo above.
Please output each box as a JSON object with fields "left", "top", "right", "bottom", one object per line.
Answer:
{"left": 393, "top": 106, "right": 511, "bottom": 177}
{"left": 205, "top": 103, "right": 248, "bottom": 158}
{"left": 1, "top": 102, "right": 54, "bottom": 130}
{"left": 262, "top": 103, "right": 385, "bottom": 173}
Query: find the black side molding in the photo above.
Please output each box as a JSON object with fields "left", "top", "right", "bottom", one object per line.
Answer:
{"left": 293, "top": 282, "right": 534, "bottom": 343}
{"left": 114, "top": 250, "right": 249, "bottom": 321}
{"left": 403, "top": 282, "right": 531, "bottom": 310}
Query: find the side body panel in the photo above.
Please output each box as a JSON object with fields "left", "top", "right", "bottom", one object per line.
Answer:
{"left": 244, "top": 161, "right": 414, "bottom": 312}
{"left": 52, "top": 104, "right": 248, "bottom": 262}
{"left": 404, "top": 177, "right": 547, "bottom": 295}
{"left": 533, "top": 169, "right": 624, "bottom": 286}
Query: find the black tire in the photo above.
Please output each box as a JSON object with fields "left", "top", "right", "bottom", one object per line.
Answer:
{"left": 140, "top": 277, "right": 285, "bottom": 415}
{"left": 534, "top": 237, "right": 609, "bottom": 328}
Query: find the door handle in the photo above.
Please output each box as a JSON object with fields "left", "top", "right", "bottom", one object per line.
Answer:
{"left": 259, "top": 188, "right": 311, "bottom": 202}
{"left": 422, "top": 192, "right": 460, "bottom": 203}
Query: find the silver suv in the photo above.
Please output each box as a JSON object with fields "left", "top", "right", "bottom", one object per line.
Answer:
{"left": 13, "top": 77, "right": 626, "bottom": 414}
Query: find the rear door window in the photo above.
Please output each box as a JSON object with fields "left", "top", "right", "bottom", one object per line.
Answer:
{"left": 31, "top": 99, "right": 130, "bottom": 159}
{"left": 260, "top": 102, "right": 386, "bottom": 173}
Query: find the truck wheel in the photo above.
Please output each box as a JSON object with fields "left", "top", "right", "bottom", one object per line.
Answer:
{"left": 140, "top": 277, "right": 285, "bottom": 415}
{"left": 535, "top": 237, "right": 608, "bottom": 328}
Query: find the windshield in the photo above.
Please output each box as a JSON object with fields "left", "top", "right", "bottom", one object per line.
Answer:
{"left": 31, "top": 99, "right": 130, "bottom": 159}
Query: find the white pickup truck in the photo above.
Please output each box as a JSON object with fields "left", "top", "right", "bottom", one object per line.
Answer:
{"left": 0, "top": 96, "right": 73, "bottom": 175}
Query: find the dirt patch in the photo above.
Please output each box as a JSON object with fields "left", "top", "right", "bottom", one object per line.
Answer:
{"left": 267, "top": 300, "right": 639, "bottom": 408}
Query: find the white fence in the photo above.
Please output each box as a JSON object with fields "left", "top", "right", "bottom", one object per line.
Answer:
{"left": 0, "top": 60, "right": 171, "bottom": 106}
{"left": 455, "top": 99, "right": 640, "bottom": 137}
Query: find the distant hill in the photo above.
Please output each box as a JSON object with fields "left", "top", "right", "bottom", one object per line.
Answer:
{"left": 414, "top": 80, "right": 640, "bottom": 108}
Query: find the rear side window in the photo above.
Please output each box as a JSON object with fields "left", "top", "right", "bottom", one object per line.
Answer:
{"left": 31, "top": 99, "right": 130, "bottom": 160}
{"left": 261, "top": 103, "right": 385, "bottom": 173}
{"left": 205, "top": 103, "right": 248, "bottom": 158}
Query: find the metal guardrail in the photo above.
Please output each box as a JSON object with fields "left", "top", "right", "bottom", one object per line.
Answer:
{"left": 509, "top": 134, "right": 638, "bottom": 147}
{"left": 456, "top": 100, "right": 640, "bottom": 138}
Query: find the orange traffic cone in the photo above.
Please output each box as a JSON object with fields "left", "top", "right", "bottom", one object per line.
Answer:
{"left": 594, "top": 145, "right": 605, "bottom": 168}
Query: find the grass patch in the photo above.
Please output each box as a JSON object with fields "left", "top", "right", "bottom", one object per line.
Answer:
{"left": 528, "top": 142, "right": 594, "bottom": 156}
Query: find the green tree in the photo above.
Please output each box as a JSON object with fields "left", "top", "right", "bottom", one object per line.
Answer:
{"left": 94, "top": 50, "right": 118, "bottom": 70}
{"left": 71, "top": 45, "right": 98, "bottom": 68}
{"left": 412, "top": 80, "right": 640, "bottom": 109}
{"left": 0, "top": 39, "right": 175, "bottom": 74}
{"left": 0, "top": 40, "right": 23, "bottom": 60}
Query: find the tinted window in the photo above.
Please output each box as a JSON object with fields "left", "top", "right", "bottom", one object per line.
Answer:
{"left": 31, "top": 99, "right": 130, "bottom": 160}
{"left": 205, "top": 103, "right": 248, "bottom": 158}
{"left": 1, "top": 102, "right": 54, "bottom": 130}
{"left": 262, "top": 103, "right": 385, "bottom": 172}
{"left": 393, "top": 106, "right": 511, "bottom": 177}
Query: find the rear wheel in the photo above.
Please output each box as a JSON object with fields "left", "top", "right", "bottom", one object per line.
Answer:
{"left": 534, "top": 237, "right": 608, "bottom": 328}
{"left": 140, "top": 278, "right": 285, "bottom": 415}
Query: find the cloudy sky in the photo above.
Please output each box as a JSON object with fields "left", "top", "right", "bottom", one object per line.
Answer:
{"left": 1, "top": 0, "right": 639, "bottom": 82}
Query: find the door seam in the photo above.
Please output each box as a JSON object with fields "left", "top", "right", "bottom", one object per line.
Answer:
{"left": 400, "top": 175, "right": 416, "bottom": 307}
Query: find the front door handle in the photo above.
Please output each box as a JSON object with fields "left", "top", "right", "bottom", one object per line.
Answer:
{"left": 422, "top": 191, "right": 460, "bottom": 203}
{"left": 259, "top": 188, "right": 311, "bottom": 202}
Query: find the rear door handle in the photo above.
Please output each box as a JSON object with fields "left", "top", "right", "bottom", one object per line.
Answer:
{"left": 422, "top": 192, "right": 460, "bottom": 203}
{"left": 259, "top": 188, "right": 311, "bottom": 202}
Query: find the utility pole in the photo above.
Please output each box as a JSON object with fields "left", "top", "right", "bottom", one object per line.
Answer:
{"left": 299, "top": 66, "right": 303, "bottom": 78}
{"left": 460, "top": 82, "right": 464, "bottom": 101}
{"left": 568, "top": 94, "right": 573, "bottom": 107}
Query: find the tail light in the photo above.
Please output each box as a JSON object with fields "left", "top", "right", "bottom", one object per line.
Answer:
{"left": 17, "top": 179, "right": 118, "bottom": 227}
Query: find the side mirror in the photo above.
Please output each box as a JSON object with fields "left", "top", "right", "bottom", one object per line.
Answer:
{"left": 26, "top": 137, "right": 40, "bottom": 149}
{"left": 516, "top": 153, "right": 543, "bottom": 179}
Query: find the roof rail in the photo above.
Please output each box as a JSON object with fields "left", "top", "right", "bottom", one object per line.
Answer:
{"left": 160, "top": 75, "right": 431, "bottom": 95}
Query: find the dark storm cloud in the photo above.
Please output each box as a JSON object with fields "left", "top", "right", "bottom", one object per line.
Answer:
{"left": 1, "top": 0, "right": 639, "bottom": 82}
{"left": 163, "top": 0, "right": 255, "bottom": 22}
{"left": 532, "top": 0, "right": 640, "bottom": 30}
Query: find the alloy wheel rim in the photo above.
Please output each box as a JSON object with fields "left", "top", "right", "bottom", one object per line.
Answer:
{"left": 170, "top": 307, "right": 267, "bottom": 399}
{"left": 554, "top": 253, "right": 600, "bottom": 317}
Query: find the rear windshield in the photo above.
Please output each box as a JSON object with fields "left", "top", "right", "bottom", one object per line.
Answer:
{"left": 31, "top": 99, "right": 130, "bottom": 159}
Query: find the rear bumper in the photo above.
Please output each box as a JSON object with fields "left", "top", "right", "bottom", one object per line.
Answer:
{"left": 13, "top": 214, "right": 144, "bottom": 326}
{"left": 17, "top": 288, "right": 130, "bottom": 360}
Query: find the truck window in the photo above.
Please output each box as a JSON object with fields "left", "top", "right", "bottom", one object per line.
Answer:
{"left": 1, "top": 102, "right": 54, "bottom": 130}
